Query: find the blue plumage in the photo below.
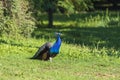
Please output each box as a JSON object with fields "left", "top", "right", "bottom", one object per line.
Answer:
{"left": 50, "top": 34, "right": 62, "bottom": 54}
{"left": 31, "top": 33, "right": 62, "bottom": 61}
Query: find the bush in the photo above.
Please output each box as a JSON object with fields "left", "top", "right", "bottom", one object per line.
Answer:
{"left": 0, "top": 0, "right": 35, "bottom": 38}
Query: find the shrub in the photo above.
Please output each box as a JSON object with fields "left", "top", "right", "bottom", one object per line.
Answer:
{"left": 0, "top": 0, "right": 35, "bottom": 38}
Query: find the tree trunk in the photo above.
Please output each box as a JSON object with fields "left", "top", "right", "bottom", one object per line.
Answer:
{"left": 48, "top": 8, "right": 53, "bottom": 28}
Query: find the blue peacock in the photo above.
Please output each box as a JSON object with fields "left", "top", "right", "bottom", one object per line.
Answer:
{"left": 31, "top": 32, "right": 62, "bottom": 61}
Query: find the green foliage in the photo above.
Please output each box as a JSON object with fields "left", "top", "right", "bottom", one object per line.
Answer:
{"left": 71, "top": 0, "right": 93, "bottom": 12}
{"left": 29, "top": 0, "right": 94, "bottom": 27}
{"left": 43, "top": 0, "right": 58, "bottom": 12}
{"left": 0, "top": 0, "right": 35, "bottom": 38}
{"left": 0, "top": 17, "right": 20, "bottom": 37}
{"left": 0, "top": 8, "right": 4, "bottom": 35}
{"left": 0, "top": 0, "right": 94, "bottom": 36}
{"left": 58, "top": 0, "right": 93, "bottom": 14}
{"left": 58, "top": 0, "right": 75, "bottom": 14}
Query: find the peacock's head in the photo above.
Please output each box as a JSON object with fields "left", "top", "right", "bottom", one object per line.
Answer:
{"left": 55, "top": 32, "right": 62, "bottom": 36}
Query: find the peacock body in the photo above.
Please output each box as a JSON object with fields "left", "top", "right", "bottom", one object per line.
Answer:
{"left": 31, "top": 33, "right": 62, "bottom": 61}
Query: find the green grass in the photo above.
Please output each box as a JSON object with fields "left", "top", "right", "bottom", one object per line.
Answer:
{"left": 39, "top": 11, "right": 120, "bottom": 27}
{"left": 0, "top": 39, "right": 120, "bottom": 80}
{"left": 0, "top": 11, "right": 120, "bottom": 80}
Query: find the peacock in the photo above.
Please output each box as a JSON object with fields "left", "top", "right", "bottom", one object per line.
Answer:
{"left": 31, "top": 32, "right": 62, "bottom": 61}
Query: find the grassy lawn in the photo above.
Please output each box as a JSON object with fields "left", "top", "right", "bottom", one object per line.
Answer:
{"left": 0, "top": 41, "right": 120, "bottom": 80}
{"left": 0, "top": 11, "right": 120, "bottom": 80}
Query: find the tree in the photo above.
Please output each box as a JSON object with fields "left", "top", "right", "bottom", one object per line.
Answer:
{"left": 30, "top": 0, "right": 93, "bottom": 28}
{"left": 38, "top": 0, "right": 75, "bottom": 28}
{"left": 45, "top": 0, "right": 93, "bottom": 27}
{"left": 42, "top": 0, "right": 58, "bottom": 28}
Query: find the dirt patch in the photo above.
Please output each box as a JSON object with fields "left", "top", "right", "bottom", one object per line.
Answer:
{"left": 95, "top": 72, "right": 116, "bottom": 78}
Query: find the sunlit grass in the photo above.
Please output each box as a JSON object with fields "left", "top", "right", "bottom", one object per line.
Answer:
{"left": 0, "top": 38, "right": 120, "bottom": 80}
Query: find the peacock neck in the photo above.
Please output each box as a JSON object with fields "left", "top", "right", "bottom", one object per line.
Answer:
{"left": 50, "top": 34, "right": 61, "bottom": 54}
{"left": 54, "top": 35, "right": 61, "bottom": 47}
{"left": 56, "top": 35, "right": 61, "bottom": 43}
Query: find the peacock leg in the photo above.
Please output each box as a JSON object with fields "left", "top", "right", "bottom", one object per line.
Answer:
{"left": 49, "top": 57, "right": 52, "bottom": 62}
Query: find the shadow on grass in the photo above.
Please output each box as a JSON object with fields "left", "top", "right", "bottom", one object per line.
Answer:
{"left": 38, "top": 11, "right": 119, "bottom": 24}
{"left": 0, "top": 11, "right": 119, "bottom": 50}
{"left": 32, "top": 11, "right": 120, "bottom": 50}
{"left": 32, "top": 26, "right": 120, "bottom": 50}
